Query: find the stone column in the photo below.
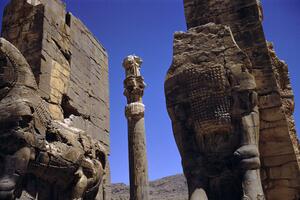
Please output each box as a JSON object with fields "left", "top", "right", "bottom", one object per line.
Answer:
{"left": 123, "top": 55, "right": 149, "bottom": 200}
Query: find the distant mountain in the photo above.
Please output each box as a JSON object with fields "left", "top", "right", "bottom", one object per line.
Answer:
{"left": 111, "top": 174, "right": 188, "bottom": 200}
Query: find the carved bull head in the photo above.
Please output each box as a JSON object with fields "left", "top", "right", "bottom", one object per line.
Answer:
{"left": 0, "top": 38, "right": 38, "bottom": 199}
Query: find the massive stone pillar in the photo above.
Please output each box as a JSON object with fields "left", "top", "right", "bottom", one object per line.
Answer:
{"left": 165, "top": 0, "right": 300, "bottom": 199}
{"left": 123, "top": 55, "right": 149, "bottom": 200}
{"left": 165, "top": 23, "right": 265, "bottom": 200}
{"left": 183, "top": 1, "right": 300, "bottom": 199}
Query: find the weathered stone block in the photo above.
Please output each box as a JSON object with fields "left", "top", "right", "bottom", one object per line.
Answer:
{"left": 266, "top": 187, "right": 299, "bottom": 200}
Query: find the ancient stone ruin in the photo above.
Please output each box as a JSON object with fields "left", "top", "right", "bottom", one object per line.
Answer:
{"left": 0, "top": 0, "right": 299, "bottom": 200}
{"left": 0, "top": 0, "right": 110, "bottom": 199}
{"left": 165, "top": 0, "right": 300, "bottom": 200}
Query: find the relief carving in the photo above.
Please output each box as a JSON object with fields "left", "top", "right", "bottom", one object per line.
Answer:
{"left": 165, "top": 24, "right": 265, "bottom": 200}
{"left": 0, "top": 38, "right": 106, "bottom": 200}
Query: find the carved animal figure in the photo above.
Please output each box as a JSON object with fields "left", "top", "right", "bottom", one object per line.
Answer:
{"left": 0, "top": 38, "right": 106, "bottom": 200}
{"left": 165, "top": 24, "right": 265, "bottom": 200}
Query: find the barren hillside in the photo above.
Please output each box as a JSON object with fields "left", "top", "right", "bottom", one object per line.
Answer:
{"left": 111, "top": 174, "right": 188, "bottom": 200}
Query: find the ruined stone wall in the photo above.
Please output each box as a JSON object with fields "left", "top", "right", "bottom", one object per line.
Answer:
{"left": 268, "top": 42, "right": 300, "bottom": 164}
{"left": 1, "top": 0, "right": 43, "bottom": 82}
{"left": 1, "top": 0, "right": 111, "bottom": 199}
{"left": 184, "top": 0, "right": 300, "bottom": 199}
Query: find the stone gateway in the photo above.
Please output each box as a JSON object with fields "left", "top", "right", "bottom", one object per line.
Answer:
{"left": 165, "top": 23, "right": 264, "bottom": 200}
{"left": 165, "top": 0, "right": 300, "bottom": 200}
{"left": 0, "top": 0, "right": 110, "bottom": 199}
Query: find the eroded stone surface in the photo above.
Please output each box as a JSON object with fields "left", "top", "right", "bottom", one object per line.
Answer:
{"left": 2, "top": 0, "right": 109, "bottom": 148}
{"left": 1, "top": 0, "right": 110, "bottom": 199}
{"left": 165, "top": 23, "right": 264, "bottom": 200}
{"left": 268, "top": 42, "right": 300, "bottom": 165}
{"left": 169, "top": 0, "right": 300, "bottom": 199}
{"left": 0, "top": 38, "right": 106, "bottom": 200}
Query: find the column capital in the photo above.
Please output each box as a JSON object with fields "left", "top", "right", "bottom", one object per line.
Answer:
{"left": 123, "top": 55, "right": 146, "bottom": 103}
{"left": 125, "top": 102, "right": 145, "bottom": 119}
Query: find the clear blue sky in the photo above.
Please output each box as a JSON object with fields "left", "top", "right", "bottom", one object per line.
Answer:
{"left": 0, "top": 0, "right": 299, "bottom": 184}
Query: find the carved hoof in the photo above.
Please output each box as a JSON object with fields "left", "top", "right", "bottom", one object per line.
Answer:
{"left": 190, "top": 188, "right": 208, "bottom": 200}
{"left": 240, "top": 157, "right": 261, "bottom": 170}
{"left": 0, "top": 177, "right": 16, "bottom": 192}
{"left": 242, "top": 194, "right": 265, "bottom": 200}
{"left": 234, "top": 145, "right": 261, "bottom": 170}
{"left": 234, "top": 145, "right": 259, "bottom": 159}
{"left": 0, "top": 177, "right": 15, "bottom": 200}
{"left": 242, "top": 195, "right": 251, "bottom": 200}
{"left": 0, "top": 190, "right": 14, "bottom": 200}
